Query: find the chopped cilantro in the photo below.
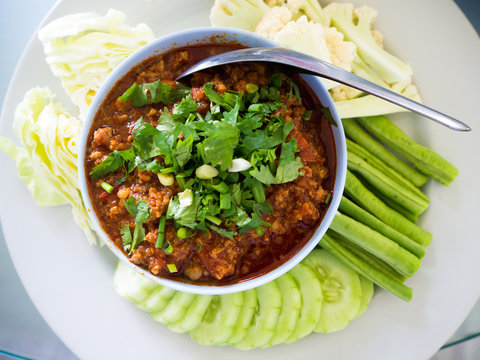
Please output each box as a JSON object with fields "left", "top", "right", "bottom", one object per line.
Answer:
{"left": 92, "top": 72, "right": 311, "bottom": 241}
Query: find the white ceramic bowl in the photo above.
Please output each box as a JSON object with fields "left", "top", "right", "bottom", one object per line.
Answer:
{"left": 78, "top": 27, "right": 347, "bottom": 295}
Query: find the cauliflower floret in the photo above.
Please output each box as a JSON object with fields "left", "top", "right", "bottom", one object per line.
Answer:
{"left": 210, "top": 0, "right": 270, "bottom": 32}
{"left": 330, "top": 84, "right": 362, "bottom": 102}
{"left": 324, "top": 26, "right": 355, "bottom": 71}
{"left": 285, "top": 0, "right": 330, "bottom": 26}
{"left": 324, "top": 2, "right": 412, "bottom": 83}
{"left": 255, "top": 6, "right": 293, "bottom": 39}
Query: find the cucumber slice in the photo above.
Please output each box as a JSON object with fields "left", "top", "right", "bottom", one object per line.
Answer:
{"left": 285, "top": 263, "right": 323, "bottom": 343}
{"left": 113, "top": 261, "right": 157, "bottom": 304}
{"left": 188, "top": 292, "right": 244, "bottom": 345}
{"left": 167, "top": 295, "right": 213, "bottom": 333}
{"left": 264, "top": 273, "right": 301, "bottom": 347}
{"left": 355, "top": 276, "right": 374, "bottom": 318}
{"left": 137, "top": 286, "right": 176, "bottom": 313}
{"left": 303, "top": 249, "right": 362, "bottom": 333}
{"left": 225, "top": 289, "right": 257, "bottom": 344}
{"left": 152, "top": 292, "right": 197, "bottom": 325}
{"left": 232, "top": 281, "right": 282, "bottom": 350}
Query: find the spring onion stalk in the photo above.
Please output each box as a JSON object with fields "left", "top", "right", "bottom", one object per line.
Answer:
{"left": 155, "top": 216, "right": 166, "bottom": 248}
{"left": 330, "top": 213, "right": 421, "bottom": 277}
{"left": 321, "top": 233, "right": 413, "bottom": 302}
{"left": 220, "top": 193, "right": 231, "bottom": 210}
{"left": 339, "top": 197, "right": 426, "bottom": 258}
{"left": 357, "top": 115, "right": 459, "bottom": 186}
{"left": 342, "top": 118, "right": 428, "bottom": 187}
{"left": 206, "top": 215, "right": 222, "bottom": 226}
{"left": 101, "top": 181, "right": 114, "bottom": 193}
{"left": 345, "top": 170, "right": 432, "bottom": 246}
{"left": 347, "top": 150, "right": 428, "bottom": 215}
{"left": 167, "top": 263, "right": 178, "bottom": 273}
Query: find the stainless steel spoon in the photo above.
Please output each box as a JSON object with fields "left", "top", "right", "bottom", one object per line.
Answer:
{"left": 177, "top": 47, "right": 471, "bottom": 132}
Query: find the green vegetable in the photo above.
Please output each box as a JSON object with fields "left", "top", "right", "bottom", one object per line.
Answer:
{"left": 303, "top": 249, "right": 362, "bottom": 333}
{"left": 176, "top": 227, "right": 188, "bottom": 239}
{"left": 123, "top": 196, "right": 151, "bottom": 253}
{"left": 357, "top": 115, "right": 459, "bottom": 186}
{"left": 284, "top": 264, "right": 322, "bottom": 342}
{"left": 330, "top": 213, "right": 421, "bottom": 278}
{"left": 347, "top": 150, "right": 428, "bottom": 215}
{"left": 154, "top": 292, "right": 196, "bottom": 324}
{"left": 345, "top": 170, "right": 432, "bottom": 246}
{"left": 38, "top": 9, "right": 155, "bottom": 118}
{"left": 119, "top": 80, "right": 191, "bottom": 107}
{"left": 189, "top": 293, "right": 244, "bottom": 345}
{"left": 339, "top": 196, "right": 425, "bottom": 258}
{"left": 167, "top": 264, "right": 178, "bottom": 273}
{"left": 342, "top": 118, "right": 427, "bottom": 187}
{"left": 232, "top": 281, "right": 282, "bottom": 350}
{"left": 246, "top": 83, "right": 259, "bottom": 93}
{"left": 120, "top": 224, "right": 133, "bottom": 253}
{"left": 0, "top": 88, "right": 96, "bottom": 244}
{"left": 156, "top": 216, "right": 166, "bottom": 249}
{"left": 167, "top": 295, "right": 214, "bottom": 333}
{"left": 101, "top": 181, "right": 114, "bottom": 193}
{"left": 321, "top": 233, "right": 413, "bottom": 302}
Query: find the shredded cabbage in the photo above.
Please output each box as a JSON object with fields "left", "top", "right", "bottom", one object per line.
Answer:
{"left": 2, "top": 87, "right": 97, "bottom": 244}
{"left": 38, "top": 9, "right": 155, "bottom": 119}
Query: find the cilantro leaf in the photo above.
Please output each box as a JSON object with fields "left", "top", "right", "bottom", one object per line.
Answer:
{"left": 172, "top": 94, "right": 198, "bottom": 121}
{"left": 276, "top": 138, "right": 304, "bottom": 183}
{"left": 119, "top": 80, "right": 191, "bottom": 107}
{"left": 207, "top": 224, "right": 237, "bottom": 240}
{"left": 122, "top": 196, "right": 151, "bottom": 253}
{"left": 200, "top": 121, "right": 239, "bottom": 170}
{"left": 90, "top": 148, "right": 134, "bottom": 179}
{"left": 174, "top": 134, "right": 194, "bottom": 167}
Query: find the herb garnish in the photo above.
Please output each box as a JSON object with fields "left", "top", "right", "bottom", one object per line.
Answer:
{"left": 92, "top": 74, "right": 305, "bottom": 249}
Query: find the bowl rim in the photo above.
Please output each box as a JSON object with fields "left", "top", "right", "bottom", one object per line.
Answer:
{"left": 77, "top": 26, "right": 347, "bottom": 295}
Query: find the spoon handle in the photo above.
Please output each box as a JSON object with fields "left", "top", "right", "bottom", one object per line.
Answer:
{"left": 178, "top": 47, "right": 470, "bottom": 131}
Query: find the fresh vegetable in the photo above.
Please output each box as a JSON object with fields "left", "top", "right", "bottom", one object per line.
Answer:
{"left": 339, "top": 196, "right": 425, "bottom": 258}
{"left": 321, "top": 233, "right": 413, "bottom": 302}
{"left": 113, "top": 246, "right": 374, "bottom": 349}
{"left": 329, "top": 213, "right": 421, "bottom": 277}
{"left": 303, "top": 249, "right": 362, "bottom": 333}
{"left": 357, "top": 115, "right": 459, "bottom": 186}
{"left": 209, "top": 0, "right": 270, "bottom": 31}
{"left": 0, "top": 87, "right": 97, "bottom": 244}
{"left": 323, "top": 3, "right": 412, "bottom": 83}
{"left": 345, "top": 170, "right": 432, "bottom": 246}
{"left": 38, "top": 9, "right": 154, "bottom": 118}
{"left": 284, "top": 263, "right": 322, "bottom": 342}
{"left": 347, "top": 150, "right": 428, "bottom": 215}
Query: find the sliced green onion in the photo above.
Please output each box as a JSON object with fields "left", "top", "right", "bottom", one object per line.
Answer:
{"left": 220, "top": 193, "right": 231, "bottom": 210}
{"left": 101, "top": 181, "right": 114, "bottom": 193}
{"left": 160, "top": 167, "right": 175, "bottom": 174}
{"left": 251, "top": 180, "right": 266, "bottom": 203}
{"left": 255, "top": 226, "right": 265, "bottom": 236}
{"left": 177, "top": 227, "right": 188, "bottom": 239}
{"left": 206, "top": 215, "right": 222, "bottom": 226}
{"left": 213, "top": 181, "right": 229, "bottom": 194}
{"left": 157, "top": 173, "right": 174, "bottom": 186}
{"left": 167, "top": 263, "right": 178, "bottom": 273}
{"left": 325, "top": 192, "right": 332, "bottom": 204}
{"left": 246, "top": 83, "right": 259, "bottom": 93}
{"left": 163, "top": 240, "right": 174, "bottom": 254}
{"left": 248, "top": 103, "right": 264, "bottom": 112}
{"left": 195, "top": 164, "right": 219, "bottom": 179}
{"left": 155, "top": 216, "right": 166, "bottom": 248}
{"left": 303, "top": 110, "right": 312, "bottom": 121}
{"left": 176, "top": 175, "right": 186, "bottom": 190}
{"left": 225, "top": 219, "right": 234, "bottom": 226}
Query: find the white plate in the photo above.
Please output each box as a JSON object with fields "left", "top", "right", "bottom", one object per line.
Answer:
{"left": 0, "top": 0, "right": 479, "bottom": 359}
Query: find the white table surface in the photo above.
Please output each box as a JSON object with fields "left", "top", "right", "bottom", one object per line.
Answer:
{"left": 0, "top": 0, "right": 479, "bottom": 359}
